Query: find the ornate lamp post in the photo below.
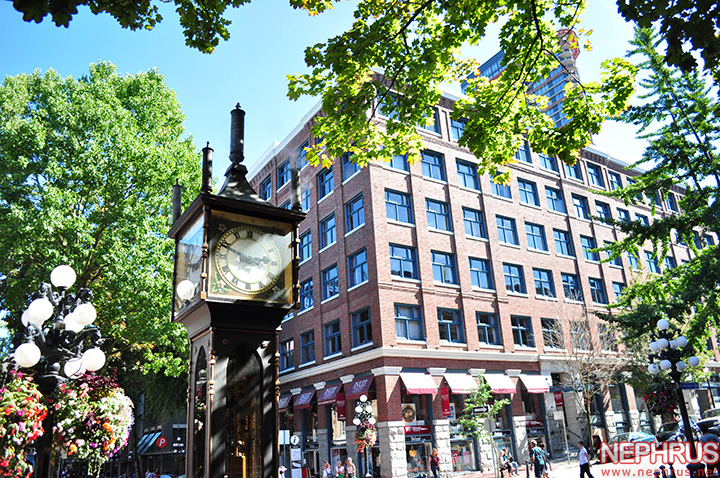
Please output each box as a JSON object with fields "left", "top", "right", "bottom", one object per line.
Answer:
{"left": 647, "top": 318, "right": 702, "bottom": 477}
{"left": 10, "top": 264, "right": 107, "bottom": 478}
{"left": 352, "top": 394, "right": 376, "bottom": 478}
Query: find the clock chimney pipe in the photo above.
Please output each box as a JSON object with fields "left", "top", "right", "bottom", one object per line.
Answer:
{"left": 229, "top": 103, "right": 245, "bottom": 165}
{"left": 172, "top": 181, "right": 182, "bottom": 223}
{"left": 201, "top": 142, "right": 213, "bottom": 194}
{"left": 291, "top": 167, "right": 301, "bottom": 211}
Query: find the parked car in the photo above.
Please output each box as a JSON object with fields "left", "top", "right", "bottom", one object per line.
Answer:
{"left": 656, "top": 420, "right": 701, "bottom": 443}
{"left": 697, "top": 408, "right": 720, "bottom": 435}
{"left": 600, "top": 431, "right": 659, "bottom": 462}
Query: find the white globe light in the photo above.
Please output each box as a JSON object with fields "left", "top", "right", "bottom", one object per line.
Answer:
{"left": 368, "top": 417, "right": 376, "bottom": 425}
{"left": 64, "top": 313, "right": 84, "bottom": 332}
{"left": 676, "top": 336, "right": 688, "bottom": 348}
{"left": 359, "top": 394, "right": 368, "bottom": 403}
{"left": 353, "top": 418, "right": 361, "bottom": 426}
{"left": 648, "top": 363, "right": 660, "bottom": 374}
{"left": 689, "top": 356, "right": 700, "bottom": 367}
{"left": 21, "top": 310, "right": 30, "bottom": 327}
{"left": 660, "top": 359, "right": 673, "bottom": 371}
{"left": 355, "top": 405, "right": 363, "bottom": 413}
{"left": 176, "top": 280, "right": 196, "bottom": 301}
{"left": 365, "top": 405, "right": 373, "bottom": 413}
{"left": 82, "top": 347, "right": 106, "bottom": 372}
{"left": 676, "top": 361, "right": 687, "bottom": 372}
{"left": 657, "top": 319, "right": 670, "bottom": 331}
{"left": 669, "top": 340, "right": 678, "bottom": 349}
{"left": 63, "top": 358, "right": 85, "bottom": 378}
{"left": 27, "top": 298, "right": 54, "bottom": 325}
{"left": 650, "top": 342, "right": 659, "bottom": 353}
{"left": 657, "top": 338, "right": 670, "bottom": 350}
{"left": 74, "top": 303, "right": 97, "bottom": 326}
{"left": 15, "top": 342, "right": 41, "bottom": 368}
{"left": 50, "top": 265, "right": 76, "bottom": 289}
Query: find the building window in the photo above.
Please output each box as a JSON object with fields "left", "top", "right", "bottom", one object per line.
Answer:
{"left": 667, "top": 193, "right": 679, "bottom": 212}
{"left": 351, "top": 309, "right": 372, "bottom": 347}
{"left": 541, "top": 318, "right": 563, "bottom": 349}
{"left": 300, "top": 330, "right": 315, "bottom": 363}
{"left": 319, "top": 214, "right": 336, "bottom": 249}
{"left": 571, "top": 321, "right": 591, "bottom": 351}
{"left": 279, "top": 339, "right": 294, "bottom": 371}
{"left": 345, "top": 194, "right": 365, "bottom": 233}
{"left": 259, "top": 175, "right": 272, "bottom": 200}
{"left": 511, "top": 316, "right": 534, "bottom": 347}
{"left": 612, "top": 282, "right": 625, "bottom": 301}
{"left": 385, "top": 189, "right": 413, "bottom": 224}
{"left": 390, "top": 154, "right": 409, "bottom": 171}
{"left": 324, "top": 320, "right": 342, "bottom": 356}
{"left": 463, "top": 207, "right": 487, "bottom": 239}
{"left": 596, "top": 202, "right": 612, "bottom": 221}
{"left": 561, "top": 273, "right": 583, "bottom": 301}
{"left": 432, "top": 251, "right": 458, "bottom": 285}
{"left": 280, "top": 200, "right": 291, "bottom": 210}
{"left": 348, "top": 249, "right": 368, "bottom": 287}
{"left": 627, "top": 252, "right": 640, "bottom": 270}
{"left": 526, "top": 222, "right": 548, "bottom": 251}
{"left": 426, "top": 199, "right": 452, "bottom": 231}
{"left": 378, "top": 91, "right": 400, "bottom": 119}
{"left": 278, "top": 159, "right": 291, "bottom": 188}
{"left": 395, "top": 304, "right": 424, "bottom": 341}
{"left": 588, "top": 278, "right": 607, "bottom": 304}
{"left": 587, "top": 163, "right": 604, "bottom": 188}
{"left": 321, "top": 264, "right": 339, "bottom": 300}
{"left": 515, "top": 143, "right": 531, "bottom": 163}
{"left": 299, "top": 231, "right": 312, "bottom": 262}
{"left": 469, "top": 257, "right": 494, "bottom": 289}
{"left": 627, "top": 178, "right": 645, "bottom": 202}
{"left": 565, "top": 161, "right": 582, "bottom": 181}
{"left": 694, "top": 231, "right": 704, "bottom": 249}
{"left": 533, "top": 268, "right": 556, "bottom": 298}
{"left": 580, "top": 235, "right": 599, "bottom": 261}
{"left": 301, "top": 188, "right": 311, "bottom": 212}
{"left": 438, "top": 308, "right": 464, "bottom": 343}
{"left": 491, "top": 176, "right": 512, "bottom": 198}
{"left": 421, "top": 150, "right": 445, "bottom": 181}
{"left": 390, "top": 244, "right": 419, "bottom": 279}
{"left": 496, "top": 215, "right": 519, "bottom": 245}
{"left": 664, "top": 256, "right": 677, "bottom": 269}
{"left": 645, "top": 251, "right": 661, "bottom": 273}
{"left": 553, "top": 229, "right": 574, "bottom": 257}
{"left": 300, "top": 278, "right": 313, "bottom": 311}
{"left": 599, "top": 323, "right": 618, "bottom": 352}
{"left": 450, "top": 118, "right": 466, "bottom": 141}
{"left": 539, "top": 154, "right": 558, "bottom": 172}
{"left": 503, "top": 263, "right": 526, "bottom": 294}
{"left": 457, "top": 160, "right": 480, "bottom": 190}
{"left": 572, "top": 194, "right": 591, "bottom": 219}
{"left": 296, "top": 140, "right": 309, "bottom": 168}
{"left": 608, "top": 171, "right": 622, "bottom": 190}
{"left": 318, "top": 167, "right": 334, "bottom": 199}
{"left": 477, "top": 312, "right": 501, "bottom": 345}
{"left": 617, "top": 208, "right": 630, "bottom": 223}
{"left": 420, "top": 107, "right": 440, "bottom": 134}
{"left": 342, "top": 152, "right": 360, "bottom": 181}
{"left": 546, "top": 186, "right": 566, "bottom": 213}
{"left": 604, "top": 241, "right": 623, "bottom": 267}
{"left": 636, "top": 213, "right": 649, "bottom": 226}
{"left": 518, "top": 179, "right": 540, "bottom": 206}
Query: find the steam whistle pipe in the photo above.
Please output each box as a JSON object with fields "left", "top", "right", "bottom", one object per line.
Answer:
{"left": 229, "top": 104, "right": 245, "bottom": 165}
{"left": 201, "top": 143, "right": 213, "bottom": 194}
{"left": 172, "top": 181, "right": 182, "bottom": 223}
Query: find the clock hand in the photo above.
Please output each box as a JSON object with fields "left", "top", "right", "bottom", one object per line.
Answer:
{"left": 227, "top": 246, "right": 270, "bottom": 267}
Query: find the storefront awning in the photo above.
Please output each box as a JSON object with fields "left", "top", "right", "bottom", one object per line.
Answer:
{"left": 519, "top": 374, "right": 551, "bottom": 394}
{"left": 482, "top": 374, "right": 516, "bottom": 394}
{"left": 279, "top": 394, "right": 292, "bottom": 412}
{"left": 137, "top": 432, "right": 161, "bottom": 455}
{"left": 346, "top": 376, "right": 374, "bottom": 400}
{"left": 444, "top": 373, "right": 479, "bottom": 394}
{"left": 400, "top": 373, "right": 438, "bottom": 394}
{"left": 293, "top": 389, "right": 315, "bottom": 410}
{"left": 317, "top": 383, "right": 343, "bottom": 405}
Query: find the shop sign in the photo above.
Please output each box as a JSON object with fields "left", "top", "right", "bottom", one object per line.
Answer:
{"left": 336, "top": 393, "right": 346, "bottom": 421}
{"left": 441, "top": 387, "right": 451, "bottom": 416}
{"left": 404, "top": 425, "right": 431, "bottom": 435}
{"left": 156, "top": 436, "right": 168, "bottom": 449}
{"left": 526, "top": 419, "right": 544, "bottom": 428}
{"left": 554, "top": 391, "right": 564, "bottom": 408}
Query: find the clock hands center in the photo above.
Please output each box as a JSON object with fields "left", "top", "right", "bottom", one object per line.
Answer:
{"left": 226, "top": 245, "right": 270, "bottom": 267}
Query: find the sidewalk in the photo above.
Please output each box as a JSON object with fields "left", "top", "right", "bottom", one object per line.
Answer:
{"left": 454, "top": 456, "right": 583, "bottom": 478}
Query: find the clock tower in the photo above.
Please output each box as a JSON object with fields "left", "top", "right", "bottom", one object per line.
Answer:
{"left": 169, "top": 105, "right": 306, "bottom": 478}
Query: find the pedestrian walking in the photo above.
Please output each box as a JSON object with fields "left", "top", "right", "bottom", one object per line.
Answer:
{"left": 530, "top": 440, "right": 546, "bottom": 478}
{"left": 539, "top": 442, "right": 551, "bottom": 478}
{"left": 578, "top": 441, "right": 594, "bottom": 478}
{"left": 335, "top": 459, "right": 345, "bottom": 478}
{"left": 345, "top": 457, "right": 356, "bottom": 478}
{"left": 429, "top": 448, "right": 441, "bottom": 478}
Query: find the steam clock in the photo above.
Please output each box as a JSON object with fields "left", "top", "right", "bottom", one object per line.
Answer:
{"left": 169, "top": 105, "right": 306, "bottom": 478}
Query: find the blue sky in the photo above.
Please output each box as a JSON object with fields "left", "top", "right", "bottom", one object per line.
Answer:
{"left": 0, "top": 0, "right": 643, "bottom": 179}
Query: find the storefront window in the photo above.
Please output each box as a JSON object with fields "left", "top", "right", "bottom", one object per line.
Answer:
{"left": 406, "top": 442, "right": 431, "bottom": 478}
{"left": 609, "top": 383, "right": 629, "bottom": 434}
{"left": 635, "top": 395, "right": 654, "bottom": 434}
{"left": 492, "top": 399, "right": 515, "bottom": 460}
{"left": 448, "top": 395, "right": 477, "bottom": 472}
{"left": 331, "top": 405, "right": 346, "bottom": 442}
{"left": 303, "top": 406, "right": 319, "bottom": 445}
{"left": 402, "top": 389, "right": 432, "bottom": 478}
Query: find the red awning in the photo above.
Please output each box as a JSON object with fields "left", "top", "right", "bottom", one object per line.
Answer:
{"left": 317, "top": 383, "right": 343, "bottom": 406}
{"left": 278, "top": 394, "right": 292, "bottom": 412}
{"left": 482, "top": 374, "right": 516, "bottom": 394}
{"left": 346, "top": 376, "right": 374, "bottom": 400}
{"left": 293, "top": 389, "right": 315, "bottom": 410}
{"left": 444, "top": 373, "right": 479, "bottom": 394}
{"left": 400, "top": 373, "right": 438, "bottom": 394}
{"left": 519, "top": 374, "right": 551, "bottom": 394}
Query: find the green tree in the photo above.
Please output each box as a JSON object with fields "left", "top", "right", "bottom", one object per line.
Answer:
{"left": 601, "top": 27, "right": 720, "bottom": 346}
{"left": 0, "top": 62, "right": 200, "bottom": 401}
{"left": 459, "top": 377, "right": 509, "bottom": 470}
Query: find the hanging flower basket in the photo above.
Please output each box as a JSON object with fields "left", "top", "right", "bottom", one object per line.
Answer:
{"left": 0, "top": 371, "right": 48, "bottom": 478}
{"left": 354, "top": 421, "right": 377, "bottom": 452}
{"left": 643, "top": 381, "right": 679, "bottom": 417}
{"left": 52, "top": 373, "right": 133, "bottom": 477}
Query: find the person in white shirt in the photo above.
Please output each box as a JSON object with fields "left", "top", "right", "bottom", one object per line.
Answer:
{"left": 578, "top": 441, "right": 594, "bottom": 478}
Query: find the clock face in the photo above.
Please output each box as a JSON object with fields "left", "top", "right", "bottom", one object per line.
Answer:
{"left": 215, "top": 226, "right": 283, "bottom": 294}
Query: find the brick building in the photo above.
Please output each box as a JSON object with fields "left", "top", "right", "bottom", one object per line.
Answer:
{"left": 247, "top": 94, "right": 718, "bottom": 478}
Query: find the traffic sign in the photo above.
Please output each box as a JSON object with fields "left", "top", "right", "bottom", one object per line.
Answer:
{"left": 473, "top": 405, "right": 489, "bottom": 415}
{"left": 681, "top": 382, "right": 700, "bottom": 390}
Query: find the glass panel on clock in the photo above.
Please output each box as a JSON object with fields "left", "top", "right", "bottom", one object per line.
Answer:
{"left": 175, "top": 214, "right": 205, "bottom": 314}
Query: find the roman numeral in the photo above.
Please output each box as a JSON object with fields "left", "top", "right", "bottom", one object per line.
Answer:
{"left": 246, "top": 230, "right": 254, "bottom": 238}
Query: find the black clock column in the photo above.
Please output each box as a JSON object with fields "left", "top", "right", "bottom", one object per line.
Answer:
{"left": 169, "top": 105, "right": 306, "bottom": 478}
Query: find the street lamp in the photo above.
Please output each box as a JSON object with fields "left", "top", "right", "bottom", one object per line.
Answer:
{"left": 10, "top": 265, "right": 107, "bottom": 478}
{"left": 647, "top": 318, "right": 702, "bottom": 476}
{"left": 353, "top": 394, "right": 376, "bottom": 478}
